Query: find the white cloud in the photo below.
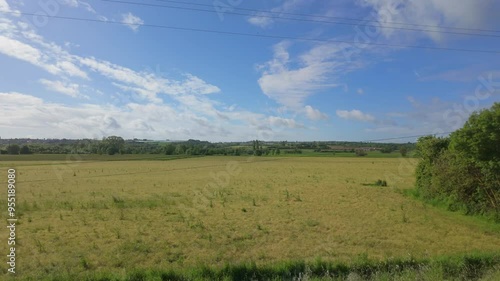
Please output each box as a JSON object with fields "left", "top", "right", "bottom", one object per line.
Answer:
{"left": 0, "top": 92, "right": 43, "bottom": 105}
{"left": 56, "top": 60, "right": 88, "bottom": 79}
{"left": 0, "top": 0, "right": 12, "bottom": 12}
{"left": 0, "top": 35, "right": 42, "bottom": 65}
{"left": 268, "top": 116, "right": 304, "bottom": 129}
{"left": 258, "top": 41, "right": 360, "bottom": 109}
{"left": 39, "top": 79, "right": 86, "bottom": 98}
{"left": 304, "top": 105, "right": 328, "bottom": 120}
{"left": 247, "top": 0, "right": 310, "bottom": 28}
{"left": 0, "top": 10, "right": 307, "bottom": 141}
{"left": 336, "top": 109, "right": 375, "bottom": 122}
{"left": 79, "top": 57, "right": 220, "bottom": 103}
{"left": 247, "top": 14, "right": 273, "bottom": 28}
{"left": 357, "top": 0, "right": 500, "bottom": 42}
{"left": 0, "top": 31, "right": 88, "bottom": 79}
{"left": 174, "top": 74, "right": 221, "bottom": 95}
{"left": 357, "top": 88, "right": 364, "bottom": 95}
{"left": 0, "top": 92, "right": 301, "bottom": 141}
{"left": 121, "top": 12, "right": 144, "bottom": 32}
{"left": 59, "top": 0, "right": 79, "bottom": 7}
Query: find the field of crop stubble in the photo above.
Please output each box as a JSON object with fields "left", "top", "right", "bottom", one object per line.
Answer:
{"left": 1, "top": 156, "right": 499, "bottom": 280}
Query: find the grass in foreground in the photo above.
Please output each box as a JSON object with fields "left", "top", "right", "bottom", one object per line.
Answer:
{"left": 6, "top": 253, "right": 500, "bottom": 280}
{"left": 0, "top": 157, "right": 499, "bottom": 279}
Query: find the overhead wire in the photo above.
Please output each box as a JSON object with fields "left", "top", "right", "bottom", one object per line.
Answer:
{"left": 100, "top": 0, "right": 500, "bottom": 39}
{"left": 4, "top": 11, "right": 500, "bottom": 54}
{"left": 149, "top": 0, "right": 500, "bottom": 34}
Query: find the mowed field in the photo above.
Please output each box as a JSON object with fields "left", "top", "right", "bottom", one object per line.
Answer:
{"left": 1, "top": 156, "right": 499, "bottom": 279}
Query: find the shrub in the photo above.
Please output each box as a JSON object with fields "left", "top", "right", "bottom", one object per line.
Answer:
{"left": 6, "top": 144, "right": 20, "bottom": 155}
{"left": 415, "top": 103, "right": 500, "bottom": 219}
{"left": 355, "top": 149, "right": 367, "bottom": 156}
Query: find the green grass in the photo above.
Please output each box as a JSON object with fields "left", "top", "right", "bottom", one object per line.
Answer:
{"left": 5, "top": 253, "right": 499, "bottom": 280}
{"left": 274, "top": 151, "right": 407, "bottom": 158}
{"left": 0, "top": 153, "right": 196, "bottom": 163}
{"left": 0, "top": 151, "right": 407, "bottom": 163}
{"left": 0, "top": 156, "right": 498, "bottom": 280}
{"left": 400, "top": 188, "right": 500, "bottom": 227}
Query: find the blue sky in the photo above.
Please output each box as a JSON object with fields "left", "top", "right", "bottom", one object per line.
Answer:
{"left": 0, "top": 0, "right": 499, "bottom": 142}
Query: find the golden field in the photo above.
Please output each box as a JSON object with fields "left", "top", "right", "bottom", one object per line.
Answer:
{"left": 0, "top": 156, "right": 499, "bottom": 279}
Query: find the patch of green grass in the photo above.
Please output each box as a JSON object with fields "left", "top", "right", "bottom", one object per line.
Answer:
{"left": 7, "top": 253, "right": 499, "bottom": 281}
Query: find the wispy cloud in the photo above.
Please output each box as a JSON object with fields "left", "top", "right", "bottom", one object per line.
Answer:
{"left": 247, "top": 0, "right": 311, "bottom": 28}
{"left": 39, "top": 79, "right": 88, "bottom": 99}
{"left": 247, "top": 13, "right": 273, "bottom": 28}
{"left": 257, "top": 41, "right": 362, "bottom": 109}
{"left": 121, "top": 12, "right": 144, "bottom": 32}
{"left": 0, "top": 29, "right": 88, "bottom": 79}
{"left": 336, "top": 109, "right": 375, "bottom": 122}
{"left": 79, "top": 57, "right": 220, "bottom": 103}
{"left": 304, "top": 105, "right": 328, "bottom": 120}
{"left": 268, "top": 116, "right": 304, "bottom": 129}
{"left": 0, "top": 35, "right": 43, "bottom": 66}
{"left": 0, "top": 0, "right": 13, "bottom": 13}
{"left": 59, "top": 0, "right": 79, "bottom": 7}
{"left": 358, "top": 0, "right": 500, "bottom": 42}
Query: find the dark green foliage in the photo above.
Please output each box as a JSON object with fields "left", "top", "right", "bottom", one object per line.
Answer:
{"left": 449, "top": 103, "right": 500, "bottom": 162}
{"left": 399, "top": 146, "right": 408, "bottom": 157}
{"left": 6, "top": 144, "right": 20, "bottom": 154}
{"left": 363, "top": 180, "right": 388, "bottom": 187}
{"left": 355, "top": 148, "right": 367, "bottom": 156}
{"left": 415, "top": 103, "right": 500, "bottom": 220}
{"left": 30, "top": 253, "right": 500, "bottom": 281}
{"left": 380, "top": 146, "right": 394, "bottom": 153}
{"left": 20, "top": 145, "right": 32, "bottom": 154}
{"left": 102, "top": 136, "right": 125, "bottom": 155}
{"left": 163, "top": 143, "right": 176, "bottom": 155}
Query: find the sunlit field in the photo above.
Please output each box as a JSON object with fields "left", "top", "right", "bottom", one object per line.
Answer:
{"left": 1, "top": 156, "right": 499, "bottom": 280}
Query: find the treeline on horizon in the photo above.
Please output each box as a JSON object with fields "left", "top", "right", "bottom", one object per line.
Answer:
{"left": 0, "top": 137, "right": 414, "bottom": 156}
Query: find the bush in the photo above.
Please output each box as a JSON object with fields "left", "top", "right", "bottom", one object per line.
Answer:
{"left": 6, "top": 144, "right": 20, "bottom": 155}
{"left": 355, "top": 149, "right": 367, "bottom": 156}
{"left": 415, "top": 103, "right": 500, "bottom": 219}
{"left": 20, "top": 145, "right": 32, "bottom": 154}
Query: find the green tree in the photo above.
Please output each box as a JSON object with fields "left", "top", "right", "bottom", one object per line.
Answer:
{"left": 174, "top": 144, "right": 185, "bottom": 155}
{"left": 415, "top": 136, "right": 450, "bottom": 197}
{"left": 20, "top": 145, "right": 32, "bottom": 154}
{"left": 102, "top": 136, "right": 125, "bottom": 155}
{"left": 399, "top": 146, "right": 408, "bottom": 157}
{"left": 6, "top": 144, "right": 20, "bottom": 155}
{"left": 355, "top": 148, "right": 367, "bottom": 157}
{"left": 415, "top": 103, "right": 500, "bottom": 219}
{"left": 449, "top": 103, "right": 500, "bottom": 162}
{"left": 164, "top": 143, "right": 176, "bottom": 155}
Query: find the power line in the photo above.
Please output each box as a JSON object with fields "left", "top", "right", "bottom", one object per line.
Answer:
{"left": 362, "top": 132, "right": 453, "bottom": 143}
{"left": 150, "top": 0, "right": 500, "bottom": 34}
{"left": 100, "top": 0, "right": 500, "bottom": 39}
{"left": 5, "top": 11, "right": 500, "bottom": 54}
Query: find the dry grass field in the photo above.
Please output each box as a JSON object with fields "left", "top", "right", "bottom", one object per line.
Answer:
{"left": 1, "top": 156, "right": 499, "bottom": 280}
